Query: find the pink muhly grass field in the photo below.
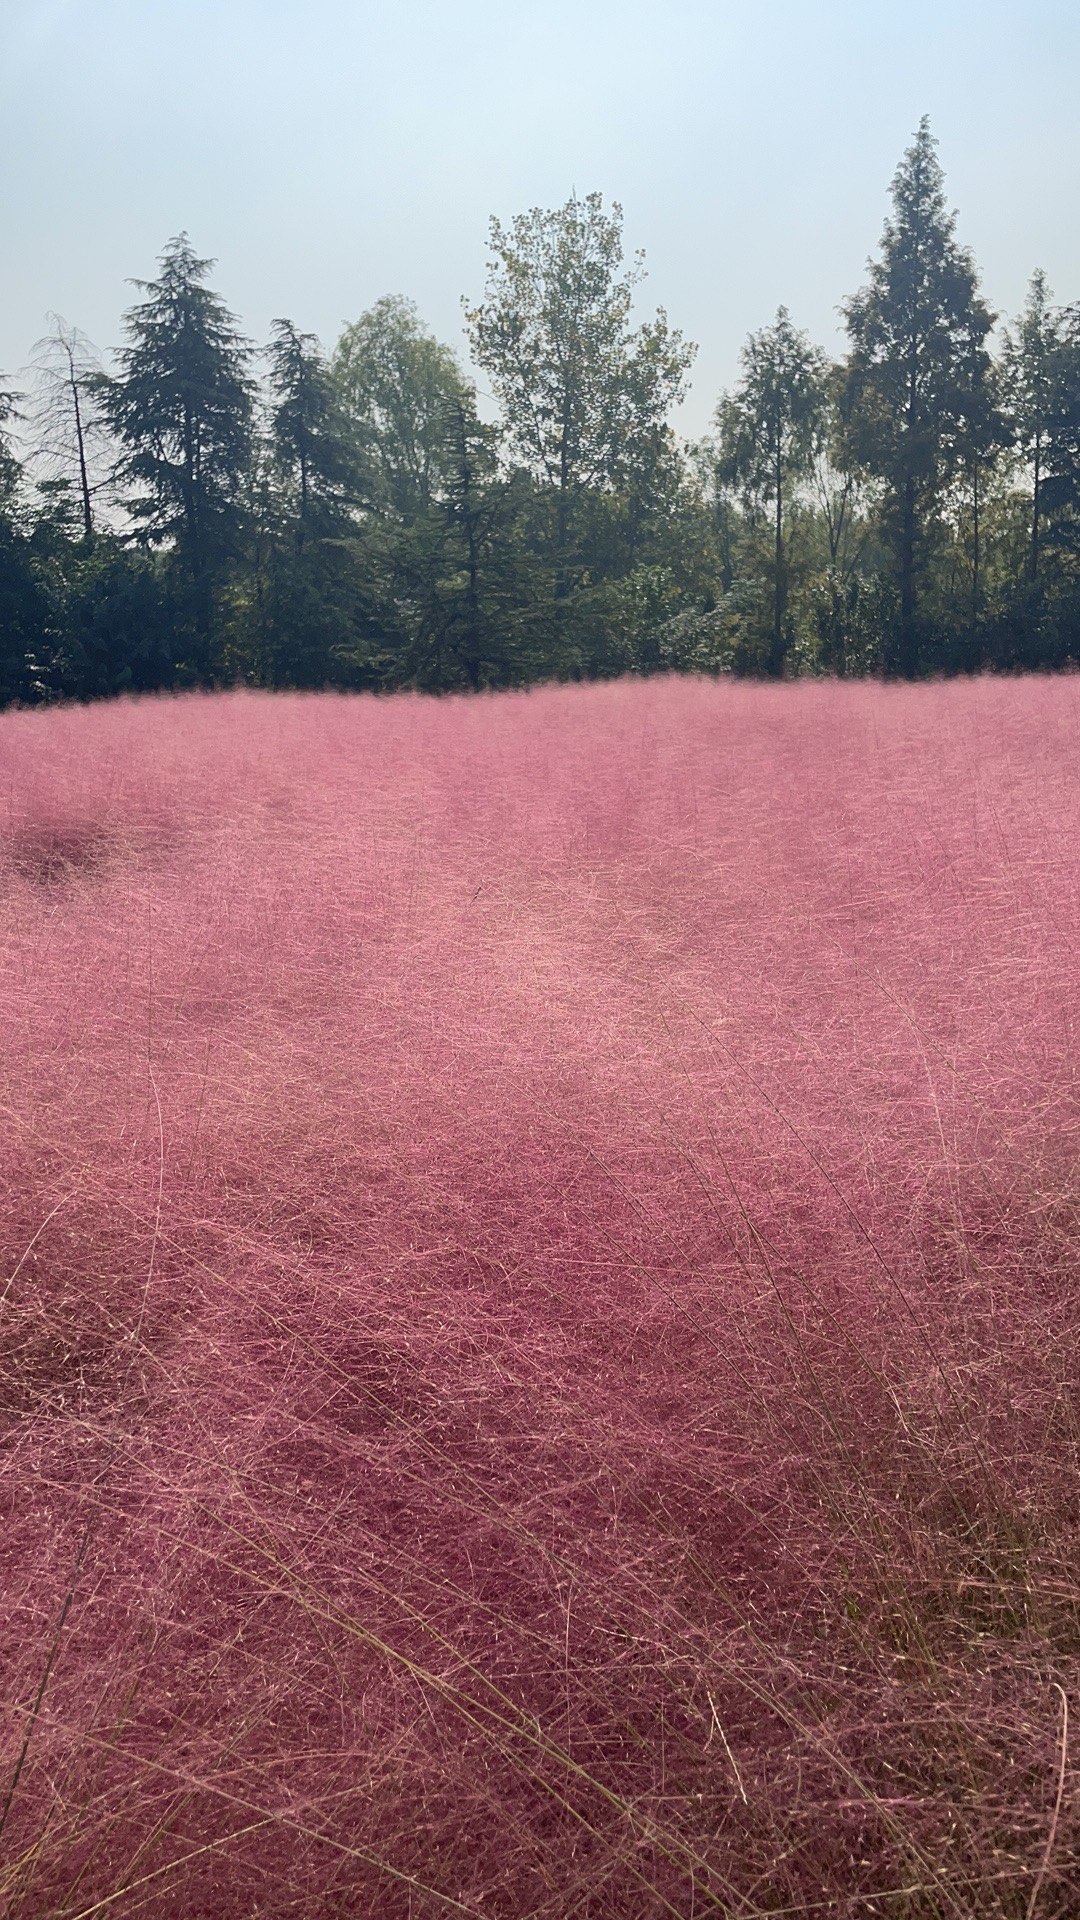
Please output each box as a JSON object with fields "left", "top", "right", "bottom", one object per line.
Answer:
{"left": 0, "top": 675, "right": 1076, "bottom": 1918}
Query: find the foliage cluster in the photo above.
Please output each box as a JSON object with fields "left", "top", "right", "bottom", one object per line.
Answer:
{"left": 4, "top": 126, "right": 1080, "bottom": 699}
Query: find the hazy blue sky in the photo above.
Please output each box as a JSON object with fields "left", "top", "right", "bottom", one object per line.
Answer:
{"left": 2, "top": 0, "right": 1078, "bottom": 434}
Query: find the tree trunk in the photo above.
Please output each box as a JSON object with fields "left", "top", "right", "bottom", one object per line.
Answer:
{"left": 1030, "top": 436, "right": 1041, "bottom": 584}
{"left": 455, "top": 406, "right": 482, "bottom": 690}
{"left": 71, "top": 376, "right": 93, "bottom": 540}
{"left": 555, "top": 378, "right": 574, "bottom": 602}
{"left": 718, "top": 498, "right": 734, "bottom": 594}
{"left": 181, "top": 404, "right": 199, "bottom": 551}
{"left": 772, "top": 441, "right": 785, "bottom": 676}
{"left": 297, "top": 450, "right": 308, "bottom": 555}
{"left": 900, "top": 329, "right": 919, "bottom": 678}
{"left": 971, "top": 459, "right": 980, "bottom": 628}
{"left": 899, "top": 475, "right": 917, "bottom": 676}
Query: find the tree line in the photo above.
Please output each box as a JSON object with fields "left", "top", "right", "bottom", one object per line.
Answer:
{"left": 3, "top": 119, "right": 1080, "bottom": 707}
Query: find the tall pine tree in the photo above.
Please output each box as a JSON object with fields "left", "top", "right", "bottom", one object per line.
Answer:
{"left": 253, "top": 321, "right": 366, "bottom": 687}
{"left": 269, "top": 321, "right": 359, "bottom": 548}
{"left": 841, "top": 120, "right": 994, "bottom": 673}
{"left": 100, "top": 235, "right": 254, "bottom": 676}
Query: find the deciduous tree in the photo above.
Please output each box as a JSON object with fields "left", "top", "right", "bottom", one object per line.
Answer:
{"left": 333, "top": 297, "right": 467, "bottom": 523}
{"left": 1002, "top": 272, "right": 1062, "bottom": 583}
{"left": 719, "top": 308, "right": 827, "bottom": 673}
{"left": 28, "top": 317, "right": 108, "bottom": 540}
{"left": 466, "top": 194, "right": 693, "bottom": 596}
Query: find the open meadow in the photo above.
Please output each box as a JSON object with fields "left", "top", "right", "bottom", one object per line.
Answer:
{"left": 0, "top": 675, "right": 1077, "bottom": 1918}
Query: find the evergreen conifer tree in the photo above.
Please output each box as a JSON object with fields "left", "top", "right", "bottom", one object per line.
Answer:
{"left": 99, "top": 235, "right": 254, "bottom": 674}
{"left": 255, "top": 321, "right": 366, "bottom": 686}
{"left": 842, "top": 120, "right": 994, "bottom": 673}
{"left": 269, "top": 321, "right": 359, "bottom": 547}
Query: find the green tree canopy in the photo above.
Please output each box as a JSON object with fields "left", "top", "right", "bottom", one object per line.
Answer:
{"left": 269, "top": 320, "right": 360, "bottom": 547}
{"left": 0, "top": 383, "right": 50, "bottom": 705}
{"left": 1001, "top": 272, "right": 1062, "bottom": 582}
{"left": 333, "top": 297, "right": 468, "bottom": 523}
{"left": 465, "top": 193, "right": 694, "bottom": 590}
{"left": 0, "top": 381, "right": 22, "bottom": 508}
{"left": 1001, "top": 283, "right": 1080, "bottom": 569}
{"left": 99, "top": 234, "right": 254, "bottom": 664}
{"left": 719, "top": 307, "right": 828, "bottom": 672}
{"left": 841, "top": 118, "right": 995, "bottom": 672}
